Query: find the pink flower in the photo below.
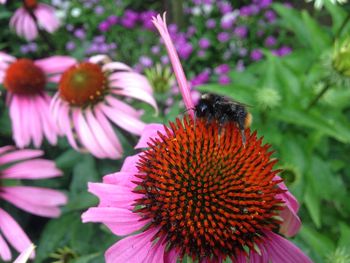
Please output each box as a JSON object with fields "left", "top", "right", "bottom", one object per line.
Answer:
{"left": 10, "top": 1, "right": 60, "bottom": 41}
{"left": 0, "top": 146, "right": 67, "bottom": 261}
{"left": 0, "top": 52, "right": 76, "bottom": 148}
{"left": 82, "top": 14, "right": 311, "bottom": 263}
{"left": 0, "top": 0, "right": 7, "bottom": 4}
{"left": 50, "top": 55, "right": 157, "bottom": 159}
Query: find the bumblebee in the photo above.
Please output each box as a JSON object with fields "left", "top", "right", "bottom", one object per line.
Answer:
{"left": 194, "top": 93, "right": 252, "bottom": 144}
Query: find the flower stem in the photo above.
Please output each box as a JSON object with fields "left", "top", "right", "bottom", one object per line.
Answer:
{"left": 306, "top": 82, "right": 330, "bottom": 110}
{"left": 335, "top": 12, "right": 350, "bottom": 39}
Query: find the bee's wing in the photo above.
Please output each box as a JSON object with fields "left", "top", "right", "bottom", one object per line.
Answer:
{"left": 221, "top": 97, "right": 253, "bottom": 108}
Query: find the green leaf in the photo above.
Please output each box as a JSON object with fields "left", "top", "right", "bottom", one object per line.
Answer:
{"left": 301, "top": 11, "right": 332, "bottom": 53}
{"left": 55, "top": 149, "right": 83, "bottom": 170}
{"left": 323, "top": 1, "right": 348, "bottom": 34}
{"left": 299, "top": 225, "right": 336, "bottom": 257}
{"left": 338, "top": 222, "right": 350, "bottom": 250}
{"left": 304, "top": 176, "right": 322, "bottom": 228}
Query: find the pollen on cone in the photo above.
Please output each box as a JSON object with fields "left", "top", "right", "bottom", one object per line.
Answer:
{"left": 134, "top": 115, "right": 284, "bottom": 261}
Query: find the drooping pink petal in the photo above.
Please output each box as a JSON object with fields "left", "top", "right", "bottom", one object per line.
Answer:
{"left": 85, "top": 108, "right": 122, "bottom": 159}
{"left": 94, "top": 105, "right": 123, "bottom": 156}
{"left": 1, "top": 159, "right": 62, "bottom": 179}
{"left": 105, "top": 227, "right": 161, "bottom": 263}
{"left": 0, "top": 233, "right": 12, "bottom": 261}
{"left": 0, "top": 208, "right": 32, "bottom": 258}
{"left": 262, "top": 231, "right": 312, "bottom": 263}
{"left": 35, "top": 56, "right": 76, "bottom": 77}
{"left": 143, "top": 235, "right": 167, "bottom": 263}
{"left": 0, "top": 148, "right": 43, "bottom": 165}
{"left": 9, "top": 95, "right": 27, "bottom": 148}
{"left": 105, "top": 96, "right": 141, "bottom": 118}
{"left": 100, "top": 104, "right": 146, "bottom": 135}
{"left": 27, "top": 95, "right": 43, "bottom": 147}
{"left": 135, "top": 123, "right": 167, "bottom": 149}
{"left": 72, "top": 108, "right": 106, "bottom": 158}
{"left": 0, "top": 187, "right": 67, "bottom": 218}
{"left": 82, "top": 207, "right": 148, "bottom": 236}
{"left": 87, "top": 182, "right": 140, "bottom": 209}
{"left": 34, "top": 4, "right": 60, "bottom": 33}
{"left": 152, "top": 13, "right": 194, "bottom": 114}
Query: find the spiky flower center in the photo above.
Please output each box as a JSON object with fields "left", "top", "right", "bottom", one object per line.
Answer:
{"left": 134, "top": 116, "right": 284, "bottom": 261}
{"left": 59, "top": 62, "right": 107, "bottom": 107}
{"left": 4, "top": 59, "right": 46, "bottom": 95}
{"left": 23, "top": 0, "right": 38, "bottom": 9}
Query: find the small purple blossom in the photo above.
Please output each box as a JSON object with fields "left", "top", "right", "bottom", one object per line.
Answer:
{"left": 219, "top": 74, "right": 231, "bottom": 85}
{"left": 151, "top": 45, "right": 160, "bottom": 54}
{"left": 121, "top": 10, "right": 139, "bottom": 28}
{"left": 66, "top": 24, "right": 74, "bottom": 31}
{"left": 160, "top": 55, "right": 169, "bottom": 65}
{"left": 186, "top": 26, "right": 196, "bottom": 37}
{"left": 215, "top": 64, "right": 230, "bottom": 74}
{"left": 94, "top": 6, "right": 105, "bottom": 15}
{"left": 98, "top": 21, "right": 109, "bottom": 32}
{"left": 178, "top": 43, "right": 193, "bottom": 59}
{"left": 199, "top": 38, "right": 211, "bottom": 49}
{"left": 236, "top": 60, "right": 245, "bottom": 72}
{"left": 74, "top": 28, "right": 86, "bottom": 39}
{"left": 191, "top": 69, "right": 211, "bottom": 87}
{"left": 265, "top": 36, "right": 277, "bottom": 47}
{"left": 240, "top": 5, "right": 259, "bottom": 17}
{"left": 197, "top": 50, "right": 206, "bottom": 58}
{"left": 139, "top": 56, "right": 153, "bottom": 67}
{"left": 234, "top": 26, "right": 248, "bottom": 39}
{"left": 251, "top": 49, "right": 263, "bottom": 61}
{"left": 217, "top": 32, "right": 230, "bottom": 43}
{"left": 218, "top": 2, "right": 233, "bottom": 14}
{"left": 65, "top": 41, "right": 76, "bottom": 51}
{"left": 206, "top": 19, "right": 216, "bottom": 29}
{"left": 221, "top": 12, "right": 238, "bottom": 30}
{"left": 277, "top": 46, "right": 292, "bottom": 56}
{"left": 107, "top": 15, "right": 118, "bottom": 25}
{"left": 265, "top": 10, "right": 277, "bottom": 23}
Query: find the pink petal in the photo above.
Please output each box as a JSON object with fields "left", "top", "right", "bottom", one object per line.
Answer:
{"left": 0, "top": 146, "right": 15, "bottom": 156}
{"left": 0, "top": 52, "right": 16, "bottom": 63}
{"left": 27, "top": 95, "right": 43, "bottom": 147}
{"left": 0, "top": 233, "right": 12, "bottom": 261}
{"left": 121, "top": 154, "right": 141, "bottom": 173}
{"left": 87, "top": 182, "right": 140, "bottom": 209}
{"left": 152, "top": 14, "right": 194, "bottom": 114}
{"left": 94, "top": 105, "right": 123, "bottom": 156}
{"left": 0, "top": 149, "right": 43, "bottom": 165}
{"left": 0, "top": 208, "right": 32, "bottom": 258}
{"left": 109, "top": 72, "right": 152, "bottom": 93}
{"left": 262, "top": 231, "right": 312, "bottom": 263}
{"left": 0, "top": 187, "right": 67, "bottom": 217}
{"left": 85, "top": 108, "right": 122, "bottom": 159}
{"left": 143, "top": 235, "right": 167, "bottom": 263}
{"left": 82, "top": 207, "right": 148, "bottom": 236}
{"left": 35, "top": 56, "right": 76, "bottom": 76}
{"left": 105, "top": 96, "right": 141, "bottom": 118}
{"left": 34, "top": 4, "right": 60, "bottom": 33}
{"left": 1, "top": 159, "right": 62, "bottom": 179}
{"left": 135, "top": 123, "right": 167, "bottom": 149}
{"left": 105, "top": 227, "right": 161, "bottom": 263}
{"left": 164, "top": 248, "right": 179, "bottom": 263}
{"left": 73, "top": 108, "right": 106, "bottom": 158}
{"left": 9, "top": 95, "right": 27, "bottom": 148}
{"left": 102, "top": 172, "right": 139, "bottom": 188}
{"left": 101, "top": 104, "right": 146, "bottom": 135}
{"left": 102, "top": 61, "right": 132, "bottom": 72}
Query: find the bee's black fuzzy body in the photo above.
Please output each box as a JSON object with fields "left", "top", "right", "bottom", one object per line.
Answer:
{"left": 194, "top": 93, "right": 250, "bottom": 144}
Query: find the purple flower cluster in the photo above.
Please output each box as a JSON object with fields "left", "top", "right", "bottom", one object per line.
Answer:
{"left": 85, "top": 35, "right": 117, "bottom": 55}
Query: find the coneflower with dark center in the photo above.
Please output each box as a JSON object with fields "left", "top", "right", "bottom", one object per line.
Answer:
{"left": 82, "top": 14, "right": 311, "bottom": 263}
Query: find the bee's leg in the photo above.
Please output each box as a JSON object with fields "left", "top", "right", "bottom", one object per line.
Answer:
{"left": 218, "top": 114, "right": 228, "bottom": 135}
{"left": 240, "top": 129, "right": 246, "bottom": 147}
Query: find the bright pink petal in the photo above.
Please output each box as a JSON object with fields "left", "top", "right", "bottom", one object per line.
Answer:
{"left": 82, "top": 207, "right": 148, "bottom": 236}
{"left": 135, "top": 123, "right": 167, "bottom": 149}
{"left": 9, "top": 95, "right": 27, "bottom": 148}
{"left": 1, "top": 159, "right": 62, "bottom": 179}
{"left": 105, "top": 227, "right": 161, "bottom": 263}
{"left": 27, "top": 95, "right": 43, "bottom": 147}
{"left": 0, "top": 233, "right": 11, "bottom": 261}
{"left": 262, "top": 231, "right": 312, "bottom": 263}
{"left": 120, "top": 154, "right": 141, "bottom": 173}
{"left": 164, "top": 248, "right": 179, "bottom": 263}
{"left": 102, "top": 172, "right": 139, "bottom": 188}
{"left": 85, "top": 108, "right": 122, "bottom": 159}
{"left": 34, "top": 4, "right": 60, "bottom": 33}
{"left": 105, "top": 96, "right": 141, "bottom": 118}
{"left": 0, "top": 186, "right": 67, "bottom": 217}
{"left": 87, "top": 182, "right": 140, "bottom": 209}
{"left": 0, "top": 149, "right": 43, "bottom": 165}
{"left": 0, "top": 208, "right": 32, "bottom": 258}
{"left": 0, "top": 146, "right": 15, "bottom": 156}
{"left": 101, "top": 104, "right": 145, "bottom": 135}
{"left": 35, "top": 56, "right": 76, "bottom": 76}
{"left": 152, "top": 14, "right": 194, "bottom": 114}
{"left": 279, "top": 205, "right": 301, "bottom": 237}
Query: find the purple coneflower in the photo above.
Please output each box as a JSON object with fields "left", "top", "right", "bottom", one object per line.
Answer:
{"left": 10, "top": 0, "right": 60, "bottom": 41}
{"left": 50, "top": 55, "right": 157, "bottom": 159}
{"left": 0, "top": 52, "right": 75, "bottom": 148}
{"left": 82, "top": 14, "right": 311, "bottom": 263}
